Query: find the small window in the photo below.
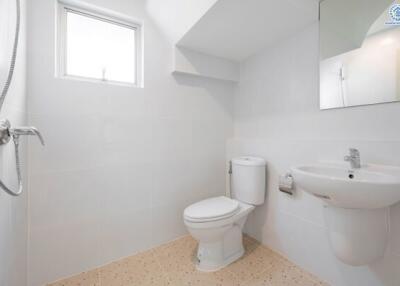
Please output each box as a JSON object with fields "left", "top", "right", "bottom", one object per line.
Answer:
{"left": 57, "top": 2, "right": 142, "bottom": 86}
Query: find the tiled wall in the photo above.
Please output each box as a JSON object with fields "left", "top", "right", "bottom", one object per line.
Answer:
{"left": 27, "top": 0, "right": 233, "bottom": 285}
{"left": 229, "top": 23, "right": 400, "bottom": 286}
{"left": 0, "top": 0, "right": 28, "bottom": 285}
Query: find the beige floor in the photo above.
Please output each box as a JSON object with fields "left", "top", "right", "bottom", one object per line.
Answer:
{"left": 47, "top": 235, "right": 329, "bottom": 286}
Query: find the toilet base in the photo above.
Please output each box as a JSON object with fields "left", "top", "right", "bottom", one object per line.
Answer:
{"left": 194, "top": 216, "right": 248, "bottom": 272}
{"left": 184, "top": 200, "right": 255, "bottom": 272}
{"left": 196, "top": 247, "right": 244, "bottom": 272}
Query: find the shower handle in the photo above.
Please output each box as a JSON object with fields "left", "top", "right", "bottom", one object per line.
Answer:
{"left": 0, "top": 118, "right": 44, "bottom": 196}
{"left": 10, "top": 126, "right": 45, "bottom": 146}
{"left": 0, "top": 119, "right": 45, "bottom": 146}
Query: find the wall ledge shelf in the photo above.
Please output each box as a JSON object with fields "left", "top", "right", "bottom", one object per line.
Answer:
{"left": 175, "top": 0, "right": 319, "bottom": 62}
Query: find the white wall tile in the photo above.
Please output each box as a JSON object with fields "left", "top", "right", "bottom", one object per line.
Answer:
{"left": 27, "top": 0, "right": 234, "bottom": 285}
{"left": 150, "top": 201, "right": 188, "bottom": 246}
{"left": 29, "top": 221, "right": 103, "bottom": 285}
{"left": 231, "top": 23, "right": 400, "bottom": 286}
{"left": 0, "top": 0, "right": 28, "bottom": 285}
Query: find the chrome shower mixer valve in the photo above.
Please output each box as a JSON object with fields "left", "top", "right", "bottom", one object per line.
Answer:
{"left": 0, "top": 119, "right": 45, "bottom": 146}
{"left": 0, "top": 0, "right": 46, "bottom": 196}
{"left": 0, "top": 118, "right": 44, "bottom": 196}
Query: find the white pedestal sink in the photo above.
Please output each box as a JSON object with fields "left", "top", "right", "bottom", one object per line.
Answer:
{"left": 291, "top": 163, "right": 400, "bottom": 266}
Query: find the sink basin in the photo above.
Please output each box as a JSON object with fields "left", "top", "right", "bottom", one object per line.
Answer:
{"left": 291, "top": 163, "right": 400, "bottom": 209}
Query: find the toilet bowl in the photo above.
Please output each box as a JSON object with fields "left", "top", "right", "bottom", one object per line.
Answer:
{"left": 184, "top": 196, "right": 255, "bottom": 271}
{"left": 183, "top": 157, "right": 266, "bottom": 272}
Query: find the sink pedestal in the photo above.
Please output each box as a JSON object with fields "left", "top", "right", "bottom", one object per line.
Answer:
{"left": 324, "top": 206, "right": 389, "bottom": 266}
{"left": 292, "top": 162, "right": 400, "bottom": 266}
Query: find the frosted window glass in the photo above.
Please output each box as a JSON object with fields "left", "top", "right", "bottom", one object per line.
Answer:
{"left": 66, "top": 11, "right": 136, "bottom": 84}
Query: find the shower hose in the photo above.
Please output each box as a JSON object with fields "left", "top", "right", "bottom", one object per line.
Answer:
{"left": 0, "top": 0, "right": 23, "bottom": 196}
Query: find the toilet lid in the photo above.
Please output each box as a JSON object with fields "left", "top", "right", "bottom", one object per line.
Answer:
{"left": 184, "top": 196, "right": 240, "bottom": 222}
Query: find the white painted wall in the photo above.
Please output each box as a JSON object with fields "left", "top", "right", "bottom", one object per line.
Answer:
{"left": 177, "top": 0, "right": 318, "bottom": 62}
{"left": 320, "top": 0, "right": 392, "bottom": 60}
{"left": 27, "top": 0, "right": 233, "bottom": 285}
{"left": 173, "top": 47, "right": 240, "bottom": 82}
{"left": 145, "top": 0, "right": 218, "bottom": 44}
{"left": 229, "top": 23, "right": 400, "bottom": 286}
{"left": 0, "top": 0, "right": 28, "bottom": 285}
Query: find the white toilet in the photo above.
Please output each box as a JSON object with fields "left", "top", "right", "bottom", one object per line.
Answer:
{"left": 183, "top": 157, "right": 266, "bottom": 272}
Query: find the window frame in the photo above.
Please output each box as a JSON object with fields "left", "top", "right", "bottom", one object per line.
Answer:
{"left": 57, "top": 1, "right": 143, "bottom": 87}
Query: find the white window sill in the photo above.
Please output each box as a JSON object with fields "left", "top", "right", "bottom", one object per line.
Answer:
{"left": 57, "top": 74, "right": 143, "bottom": 88}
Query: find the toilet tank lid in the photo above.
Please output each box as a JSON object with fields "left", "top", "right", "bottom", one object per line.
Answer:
{"left": 184, "top": 196, "right": 239, "bottom": 221}
{"left": 232, "top": 157, "right": 266, "bottom": 167}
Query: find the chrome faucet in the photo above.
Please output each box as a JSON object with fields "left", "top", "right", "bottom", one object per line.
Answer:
{"left": 0, "top": 119, "right": 45, "bottom": 146}
{"left": 0, "top": 119, "right": 45, "bottom": 196}
{"left": 344, "top": 148, "right": 361, "bottom": 169}
{"left": 10, "top": 126, "right": 45, "bottom": 145}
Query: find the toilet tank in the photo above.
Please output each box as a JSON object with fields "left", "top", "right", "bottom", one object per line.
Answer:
{"left": 231, "top": 157, "right": 266, "bottom": 205}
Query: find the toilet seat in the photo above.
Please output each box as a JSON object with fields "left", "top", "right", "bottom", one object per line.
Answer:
{"left": 184, "top": 201, "right": 254, "bottom": 230}
{"left": 184, "top": 196, "right": 240, "bottom": 223}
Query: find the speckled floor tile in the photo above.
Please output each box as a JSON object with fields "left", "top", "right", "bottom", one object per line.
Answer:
{"left": 47, "top": 269, "right": 100, "bottom": 286}
{"left": 227, "top": 239, "right": 281, "bottom": 283}
{"left": 46, "top": 235, "right": 329, "bottom": 286}
{"left": 246, "top": 260, "right": 329, "bottom": 286}
{"left": 164, "top": 267, "right": 242, "bottom": 286}
{"left": 277, "top": 257, "right": 330, "bottom": 286}
{"left": 98, "top": 250, "right": 167, "bottom": 286}
{"left": 152, "top": 235, "right": 198, "bottom": 273}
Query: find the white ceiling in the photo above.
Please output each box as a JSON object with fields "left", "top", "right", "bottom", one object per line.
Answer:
{"left": 145, "top": 0, "right": 218, "bottom": 43}
{"left": 177, "top": 0, "right": 319, "bottom": 62}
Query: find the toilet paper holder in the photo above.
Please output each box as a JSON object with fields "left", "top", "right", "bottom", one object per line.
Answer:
{"left": 279, "top": 173, "right": 294, "bottom": 195}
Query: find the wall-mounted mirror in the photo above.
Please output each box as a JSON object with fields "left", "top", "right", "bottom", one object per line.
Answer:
{"left": 320, "top": 0, "right": 400, "bottom": 109}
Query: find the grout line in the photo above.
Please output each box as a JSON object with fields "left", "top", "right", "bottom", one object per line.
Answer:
{"left": 276, "top": 208, "right": 327, "bottom": 229}
{"left": 231, "top": 137, "right": 400, "bottom": 144}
